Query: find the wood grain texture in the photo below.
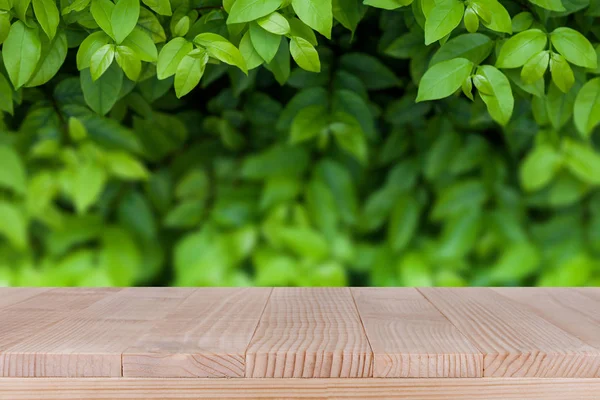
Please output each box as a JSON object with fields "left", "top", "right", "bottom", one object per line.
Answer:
{"left": 352, "top": 288, "right": 483, "bottom": 377}
{"left": 419, "top": 288, "right": 600, "bottom": 377}
{"left": 494, "top": 288, "right": 600, "bottom": 353}
{"left": 122, "top": 288, "right": 272, "bottom": 378}
{"left": 576, "top": 288, "right": 600, "bottom": 303}
{"left": 0, "top": 288, "right": 51, "bottom": 310}
{"left": 246, "top": 288, "right": 373, "bottom": 378}
{"left": 0, "top": 289, "right": 191, "bottom": 377}
{"left": 1, "top": 378, "right": 599, "bottom": 400}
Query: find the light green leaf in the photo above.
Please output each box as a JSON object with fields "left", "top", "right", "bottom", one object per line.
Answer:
{"left": 475, "top": 0, "right": 512, "bottom": 34}
{"left": 520, "top": 144, "right": 562, "bottom": 191}
{"left": 115, "top": 45, "right": 141, "bottom": 81}
{"left": 529, "top": 0, "right": 565, "bottom": 11}
{"left": 511, "top": 11, "right": 533, "bottom": 32}
{"left": 81, "top": 63, "right": 124, "bottom": 115}
{"left": 25, "top": 30, "right": 68, "bottom": 87}
{"left": 76, "top": 31, "right": 112, "bottom": 70}
{"left": 239, "top": 31, "right": 264, "bottom": 70}
{"left": 550, "top": 27, "right": 597, "bottom": 69}
{"left": 72, "top": 162, "right": 107, "bottom": 214}
{"left": 417, "top": 58, "right": 473, "bottom": 101}
{"left": 90, "top": 43, "right": 115, "bottom": 81}
{"left": 142, "top": 0, "right": 171, "bottom": 15}
{"left": 227, "top": 0, "right": 283, "bottom": 24}
{"left": 174, "top": 49, "right": 209, "bottom": 98}
{"left": 33, "top": 0, "right": 60, "bottom": 39}
{"left": 112, "top": 0, "right": 139, "bottom": 44}
{"left": 521, "top": 50, "right": 549, "bottom": 84}
{"left": 464, "top": 7, "right": 478, "bottom": 33}
{"left": 90, "top": 0, "right": 115, "bottom": 39}
{"left": 562, "top": 139, "right": 600, "bottom": 185}
{"left": 475, "top": 65, "right": 514, "bottom": 125}
{"left": 69, "top": 117, "right": 88, "bottom": 141}
{"left": 14, "top": 0, "right": 31, "bottom": 21}
{"left": 0, "top": 13, "right": 10, "bottom": 45}
{"left": 330, "top": 112, "right": 368, "bottom": 163}
{"left": 290, "top": 36, "right": 320, "bottom": 72}
{"left": 292, "top": 0, "right": 333, "bottom": 38}
{"left": 249, "top": 21, "right": 281, "bottom": 63}
{"left": 0, "top": 201, "right": 27, "bottom": 249}
{"left": 2, "top": 21, "right": 42, "bottom": 89}
{"left": 194, "top": 32, "right": 248, "bottom": 73}
{"left": 137, "top": 6, "right": 166, "bottom": 43}
{"left": 105, "top": 151, "right": 149, "bottom": 180}
{"left": 0, "top": 73, "right": 13, "bottom": 114}
{"left": 574, "top": 77, "right": 600, "bottom": 138}
{"left": 424, "top": 0, "right": 464, "bottom": 45}
{"left": 290, "top": 104, "right": 329, "bottom": 143}
{"left": 257, "top": 11, "right": 290, "bottom": 34}
{"left": 430, "top": 33, "right": 494, "bottom": 66}
{"left": 496, "top": 29, "right": 547, "bottom": 69}
{"left": 288, "top": 17, "right": 318, "bottom": 45}
{"left": 0, "top": 145, "right": 26, "bottom": 194}
{"left": 157, "top": 37, "right": 192, "bottom": 79}
{"left": 265, "top": 37, "right": 291, "bottom": 84}
{"left": 546, "top": 81, "right": 576, "bottom": 130}
{"left": 62, "top": 0, "right": 91, "bottom": 15}
{"left": 364, "top": 0, "right": 409, "bottom": 9}
{"left": 550, "top": 52, "right": 574, "bottom": 93}
{"left": 388, "top": 195, "right": 420, "bottom": 252}
{"left": 121, "top": 27, "right": 157, "bottom": 62}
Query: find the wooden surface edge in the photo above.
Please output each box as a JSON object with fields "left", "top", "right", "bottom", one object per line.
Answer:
{"left": 1, "top": 378, "right": 599, "bottom": 399}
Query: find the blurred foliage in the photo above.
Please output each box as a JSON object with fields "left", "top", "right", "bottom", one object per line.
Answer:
{"left": 1, "top": 0, "right": 600, "bottom": 287}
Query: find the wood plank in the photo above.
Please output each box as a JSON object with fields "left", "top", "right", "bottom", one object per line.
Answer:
{"left": 0, "top": 288, "right": 117, "bottom": 351}
{"left": 122, "top": 288, "right": 272, "bottom": 378}
{"left": 0, "top": 288, "right": 192, "bottom": 377}
{"left": 419, "top": 288, "right": 600, "bottom": 377}
{"left": 0, "top": 288, "right": 50, "bottom": 310}
{"left": 494, "top": 288, "right": 600, "bottom": 351}
{"left": 576, "top": 288, "right": 600, "bottom": 303}
{"left": 246, "top": 288, "right": 373, "bottom": 378}
{"left": 352, "top": 287, "right": 483, "bottom": 377}
{"left": 1, "top": 378, "right": 599, "bottom": 400}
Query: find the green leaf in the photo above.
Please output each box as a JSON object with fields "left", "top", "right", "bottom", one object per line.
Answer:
{"left": 105, "top": 151, "right": 149, "bottom": 180}
{"left": 33, "top": 0, "right": 60, "bottom": 39}
{"left": 333, "top": 0, "right": 365, "bottom": 33}
{"left": 330, "top": 112, "right": 368, "bottom": 163}
{"left": 288, "top": 17, "right": 318, "bottom": 45}
{"left": 194, "top": 33, "right": 248, "bottom": 73}
{"left": 90, "top": 0, "right": 115, "bottom": 39}
{"left": 14, "top": 0, "right": 31, "bottom": 21}
{"left": 142, "top": 0, "right": 171, "bottom": 15}
{"left": 417, "top": 58, "right": 473, "bottom": 101}
{"left": 546, "top": 81, "right": 576, "bottom": 130}
{"left": 511, "top": 12, "right": 533, "bottom": 32}
{"left": 488, "top": 243, "right": 540, "bottom": 284}
{"left": 174, "top": 50, "right": 209, "bottom": 98}
{"left": 520, "top": 144, "right": 563, "bottom": 191}
{"left": 521, "top": 50, "right": 549, "bottom": 84}
{"left": 290, "top": 36, "right": 320, "bottom": 72}
{"left": 112, "top": 0, "right": 139, "bottom": 44}
{"left": 0, "top": 201, "right": 28, "bottom": 249}
{"left": 562, "top": 139, "right": 600, "bottom": 185}
{"left": 388, "top": 195, "right": 420, "bottom": 252}
{"left": 239, "top": 31, "right": 264, "bottom": 70}
{"left": 0, "top": 73, "right": 13, "bottom": 114}
{"left": 430, "top": 33, "right": 494, "bottom": 66}
{"left": 474, "top": 0, "right": 512, "bottom": 34}
{"left": 385, "top": 30, "right": 425, "bottom": 59}
{"left": 339, "top": 53, "right": 399, "bottom": 89}
{"left": 257, "top": 11, "right": 290, "bottom": 34}
{"left": 550, "top": 52, "right": 574, "bottom": 93}
{"left": 364, "top": 0, "right": 409, "bottom": 9}
{"left": 292, "top": 0, "right": 333, "bottom": 38}
{"left": 432, "top": 179, "right": 487, "bottom": 220}
{"left": 424, "top": 0, "right": 464, "bottom": 45}
{"left": 157, "top": 37, "right": 193, "bottom": 79}
{"left": 475, "top": 65, "right": 514, "bottom": 125}
{"left": 2, "top": 21, "right": 42, "bottom": 89}
{"left": 76, "top": 31, "right": 112, "bottom": 70}
{"left": 121, "top": 27, "right": 157, "bottom": 62}
{"left": 115, "top": 45, "right": 142, "bottom": 81}
{"left": 0, "top": 13, "right": 10, "bottom": 45}
{"left": 0, "top": 145, "right": 26, "bottom": 194}
{"left": 265, "top": 37, "right": 290, "bottom": 85}
{"left": 25, "top": 29, "right": 68, "bottom": 87}
{"left": 496, "top": 29, "right": 547, "bottom": 69}
{"left": 574, "top": 77, "right": 600, "bottom": 138}
{"left": 464, "top": 7, "right": 479, "bottom": 33}
{"left": 90, "top": 43, "right": 115, "bottom": 81}
{"left": 81, "top": 62, "right": 124, "bottom": 115}
{"left": 227, "top": 0, "right": 283, "bottom": 24}
{"left": 137, "top": 6, "right": 166, "bottom": 43}
{"left": 550, "top": 27, "right": 597, "bottom": 69}
{"left": 529, "top": 0, "right": 566, "bottom": 11}
{"left": 290, "top": 104, "right": 329, "bottom": 143}
{"left": 72, "top": 162, "right": 107, "bottom": 214}
{"left": 249, "top": 22, "right": 281, "bottom": 63}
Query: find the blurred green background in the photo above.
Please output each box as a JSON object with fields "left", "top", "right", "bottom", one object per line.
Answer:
{"left": 1, "top": 6, "right": 600, "bottom": 288}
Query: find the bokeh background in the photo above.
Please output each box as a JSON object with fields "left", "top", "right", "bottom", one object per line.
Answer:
{"left": 1, "top": 5, "right": 599, "bottom": 287}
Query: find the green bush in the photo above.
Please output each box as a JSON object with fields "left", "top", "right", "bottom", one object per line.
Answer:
{"left": 0, "top": 0, "right": 599, "bottom": 287}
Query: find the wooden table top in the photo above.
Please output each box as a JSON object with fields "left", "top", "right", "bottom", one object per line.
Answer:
{"left": 1, "top": 287, "right": 599, "bottom": 380}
